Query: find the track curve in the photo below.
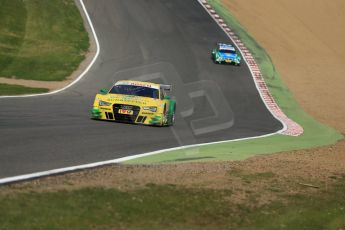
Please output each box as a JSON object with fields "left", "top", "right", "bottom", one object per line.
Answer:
{"left": 0, "top": 0, "right": 282, "bottom": 179}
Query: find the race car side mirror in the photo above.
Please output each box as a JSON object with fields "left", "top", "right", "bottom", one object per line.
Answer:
{"left": 99, "top": 88, "right": 108, "bottom": 94}
{"left": 164, "top": 96, "right": 171, "bottom": 100}
{"left": 161, "top": 84, "right": 172, "bottom": 91}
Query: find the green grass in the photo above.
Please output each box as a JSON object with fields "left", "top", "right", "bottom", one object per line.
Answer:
{"left": 0, "top": 83, "right": 48, "bottom": 95}
{"left": 124, "top": 0, "right": 343, "bottom": 164}
{"left": 245, "top": 180, "right": 345, "bottom": 230}
{"left": 0, "top": 180, "right": 344, "bottom": 229}
{"left": 0, "top": 185, "right": 234, "bottom": 229}
{"left": 0, "top": 0, "right": 89, "bottom": 81}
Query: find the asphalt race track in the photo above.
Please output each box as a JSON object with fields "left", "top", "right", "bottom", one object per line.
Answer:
{"left": 0, "top": 0, "right": 282, "bottom": 179}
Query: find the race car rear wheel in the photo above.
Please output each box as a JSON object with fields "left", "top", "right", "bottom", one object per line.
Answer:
{"left": 211, "top": 54, "right": 217, "bottom": 64}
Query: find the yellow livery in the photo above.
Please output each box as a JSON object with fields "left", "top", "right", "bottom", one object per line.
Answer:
{"left": 91, "top": 80, "right": 176, "bottom": 126}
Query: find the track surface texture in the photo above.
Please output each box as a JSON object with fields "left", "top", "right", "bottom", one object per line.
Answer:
{"left": 0, "top": 0, "right": 282, "bottom": 178}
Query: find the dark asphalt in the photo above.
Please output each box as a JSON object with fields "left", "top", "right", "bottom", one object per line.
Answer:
{"left": 0, "top": 0, "right": 282, "bottom": 179}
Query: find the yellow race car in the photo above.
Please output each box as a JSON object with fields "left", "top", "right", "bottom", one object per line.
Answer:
{"left": 91, "top": 80, "right": 176, "bottom": 126}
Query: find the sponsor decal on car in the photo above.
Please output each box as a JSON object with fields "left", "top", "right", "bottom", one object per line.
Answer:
{"left": 118, "top": 109, "right": 133, "bottom": 115}
{"left": 141, "top": 112, "right": 154, "bottom": 115}
{"left": 99, "top": 107, "right": 111, "bottom": 110}
{"left": 115, "top": 81, "right": 160, "bottom": 89}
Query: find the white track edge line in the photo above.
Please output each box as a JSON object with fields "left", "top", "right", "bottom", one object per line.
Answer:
{"left": 0, "top": 0, "right": 100, "bottom": 99}
{"left": 197, "top": 0, "right": 288, "bottom": 134}
{"left": 0, "top": 0, "right": 289, "bottom": 185}
{"left": 0, "top": 132, "right": 278, "bottom": 184}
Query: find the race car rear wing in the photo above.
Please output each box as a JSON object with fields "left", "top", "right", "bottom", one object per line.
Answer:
{"left": 161, "top": 84, "right": 172, "bottom": 91}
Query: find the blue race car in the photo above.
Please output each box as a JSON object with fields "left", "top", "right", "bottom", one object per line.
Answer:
{"left": 211, "top": 43, "right": 241, "bottom": 65}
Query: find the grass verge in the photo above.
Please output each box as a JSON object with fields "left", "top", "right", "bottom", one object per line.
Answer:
{"left": 124, "top": 0, "right": 343, "bottom": 164}
{"left": 0, "top": 83, "right": 48, "bottom": 95}
{"left": 0, "top": 178, "right": 344, "bottom": 229}
{"left": 0, "top": 0, "right": 89, "bottom": 81}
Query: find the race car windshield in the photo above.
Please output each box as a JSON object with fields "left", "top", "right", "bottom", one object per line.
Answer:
{"left": 220, "top": 49, "right": 236, "bottom": 54}
{"left": 109, "top": 85, "right": 159, "bottom": 99}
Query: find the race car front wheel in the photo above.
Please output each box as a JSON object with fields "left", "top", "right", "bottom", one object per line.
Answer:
{"left": 167, "top": 103, "right": 176, "bottom": 126}
{"left": 161, "top": 103, "right": 175, "bottom": 126}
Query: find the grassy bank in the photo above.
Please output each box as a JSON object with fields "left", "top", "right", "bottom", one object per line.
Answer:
{"left": 125, "top": 0, "right": 343, "bottom": 164}
{"left": 0, "top": 179, "right": 344, "bottom": 229}
{"left": 0, "top": 0, "right": 89, "bottom": 82}
{"left": 0, "top": 83, "right": 48, "bottom": 95}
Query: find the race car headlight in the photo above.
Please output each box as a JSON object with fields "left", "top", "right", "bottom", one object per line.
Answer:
{"left": 99, "top": 100, "right": 111, "bottom": 106}
{"left": 143, "top": 106, "right": 157, "bottom": 112}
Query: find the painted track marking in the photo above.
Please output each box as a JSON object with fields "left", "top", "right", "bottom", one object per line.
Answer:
{"left": 200, "top": 1, "right": 303, "bottom": 136}
{"left": 0, "top": 0, "right": 303, "bottom": 185}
